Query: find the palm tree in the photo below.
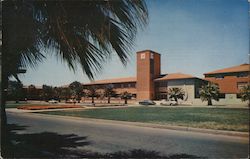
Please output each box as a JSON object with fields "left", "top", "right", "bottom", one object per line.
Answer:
{"left": 2, "top": 1, "right": 148, "bottom": 153}
{"left": 69, "top": 81, "right": 84, "bottom": 103}
{"left": 121, "top": 91, "right": 132, "bottom": 105}
{"left": 87, "top": 86, "right": 98, "bottom": 104}
{"left": 239, "top": 85, "right": 250, "bottom": 107}
{"left": 168, "top": 88, "right": 185, "bottom": 104}
{"left": 3, "top": 1, "right": 148, "bottom": 80}
{"left": 199, "top": 83, "right": 219, "bottom": 106}
{"left": 104, "top": 84, "right": 116, "bottom": 104}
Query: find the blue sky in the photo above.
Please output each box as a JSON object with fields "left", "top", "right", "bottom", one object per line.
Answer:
{"left": 19, "top": 0, "right": 249, "bottom": 86}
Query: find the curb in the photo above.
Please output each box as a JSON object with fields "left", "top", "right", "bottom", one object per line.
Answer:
{"left": 8, "top": 111, "right": 249, "bottom": 138}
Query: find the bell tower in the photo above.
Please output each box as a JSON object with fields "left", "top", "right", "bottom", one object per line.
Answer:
{"left": 136, "top": 50, "right": 161, "bottom": 100}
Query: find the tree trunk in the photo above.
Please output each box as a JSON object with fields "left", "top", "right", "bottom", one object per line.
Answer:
{"left": 108, "top": 96, "right": 110, "bottom": 104}
{"left": 208, "top": 99, "right": 212, "bottom": 106}
{"left": 124, "top": 98, "right": 127, "bottom": 104}
{"left": 1, "top": 74, "right": 9, "bottom": 157}
{"left": 174, "top": 97, "right": 178, "bottom": 102}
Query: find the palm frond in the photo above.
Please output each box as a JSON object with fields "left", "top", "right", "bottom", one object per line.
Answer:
{"left": 35, "top": 0, "right": 148, "bottom": 79}
{"left": 4, "top": 0, "right": 148, "bottom": 80}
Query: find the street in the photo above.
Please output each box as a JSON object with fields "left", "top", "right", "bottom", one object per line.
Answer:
{"left": 7, "top": 111, "right": 249, "bottom": 158}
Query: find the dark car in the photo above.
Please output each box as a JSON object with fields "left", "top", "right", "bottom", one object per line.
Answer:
{"left": 139, "top": 100, "right": 156, "bottom": 105}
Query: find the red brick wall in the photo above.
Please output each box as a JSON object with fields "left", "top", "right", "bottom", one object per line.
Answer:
{"left": 154, "top": 53, "right": 161, "bottom": 78}
{"left": 136, "top": 50, "right": 161, "bottom": 100}
{"left": 204, "top": 76, "right": 249, "bottom": 93}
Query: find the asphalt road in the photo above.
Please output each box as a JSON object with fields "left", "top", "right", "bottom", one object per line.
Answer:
{"left": 7, "top": 111, "right": 249, "bottom": 158}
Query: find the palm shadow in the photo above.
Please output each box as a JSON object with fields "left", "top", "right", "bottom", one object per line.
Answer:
{"left": 4, "top": 124, "right": 205, "bottom": 158}
{"left": 4, "top": 124, "right": 90, "bottom": 158}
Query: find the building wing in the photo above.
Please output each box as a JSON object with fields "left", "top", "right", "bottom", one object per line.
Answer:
{"left": 204, "top": 64, "right": 249, "bottom": 75}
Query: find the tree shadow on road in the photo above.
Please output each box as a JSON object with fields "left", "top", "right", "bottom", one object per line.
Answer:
{"left": 3, "top": 124, "right": 205, "bottom": 158}
{"left": 98, "top": 149, "right": 205, "bottom": 158}
{"left": 4, "top": 124, "right": 90, "bottom": 158}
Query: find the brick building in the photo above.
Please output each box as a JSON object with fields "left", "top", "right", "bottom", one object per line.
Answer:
{"left": 82, "top": 50, "right": 249, "bottom": 105}
{"left": 83, "top": 50, "right": 208, "bottom": 104}
{"left": 203, "top": 64, "right": 249, "bottom": 105}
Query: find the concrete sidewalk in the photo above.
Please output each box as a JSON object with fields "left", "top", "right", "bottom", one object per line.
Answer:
{"left": 7, "top": 108, "right": 249, "bottom": 138}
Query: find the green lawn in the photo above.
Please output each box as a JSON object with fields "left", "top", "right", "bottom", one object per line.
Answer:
{"left": 38, "top": 107, "right": 249, "bottom": 132}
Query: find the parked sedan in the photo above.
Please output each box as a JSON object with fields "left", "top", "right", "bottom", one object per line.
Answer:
{"left": 160, "top": 99, "right": 177, "bottom": 106}
{"left": 48, "top": 99, "right": 58, "bottom": 104}
{"left": 139, "top": 100, "right": 156, "bottom": 105}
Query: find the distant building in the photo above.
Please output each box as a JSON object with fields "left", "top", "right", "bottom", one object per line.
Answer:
{"left": 84, "top": 77, "right": 137, "bottom": 98}
{"left": 83, "top": 50, "right": 208, "bottom": 105}
{"left": 82, "top": 50, "right": 249, "bottom": 105}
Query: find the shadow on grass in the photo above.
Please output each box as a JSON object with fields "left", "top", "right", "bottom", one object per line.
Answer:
{"left": 3, "top": 124, "right": 205, "bottom": 158}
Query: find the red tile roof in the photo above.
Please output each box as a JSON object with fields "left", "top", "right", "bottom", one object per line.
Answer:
{"left": 23, "top": 85, "right": 43, "bottom": 89}
{"left": 204, "top": 64, "right": 250, "bottom": 75}
{"left": 84, "top": 77, "right": 136, "bottom": 85}
{"left": 154, "top": 73, "right": 197, "bottom": 81}
{"left": 136, "top": 50, "right": 160, "bottom": 55}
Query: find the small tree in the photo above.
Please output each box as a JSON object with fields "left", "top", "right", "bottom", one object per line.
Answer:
{"left": 168, "top": 88, "right": 185, "bottom": 104}
{"left": 69, "top": 81, "right": 84, "bottom": 103}
{"left": 121, "top": 91, "right": 131, "bottom": 105}
{"left": 87, "top": 86, "right": 98, "bottom": 104}
{"left": 61, "top": 87, "right": 73, "bottom": 102}
{"left": 239, "top": 85, "right": 250, "bottom": 107}
{"left": 199, "top": 83, "right": 219, "bottom": 106}
{"left": 41, "top": 85, "right": 54, "bottom": 102}
{"left": 104, "top": 84, "right": 116, "bottom": 104}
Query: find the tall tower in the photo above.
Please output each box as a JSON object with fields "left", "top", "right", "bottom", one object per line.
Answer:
{"left": 136, "top": 50, "right": 161, "bottom": 100}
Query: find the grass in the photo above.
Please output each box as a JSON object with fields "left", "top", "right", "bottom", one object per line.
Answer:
{"left": 38, "top": 107, "right": 249, "bottom": 132}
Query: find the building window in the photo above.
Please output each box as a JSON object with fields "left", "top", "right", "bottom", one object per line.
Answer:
{"left": 195, "top": 86, "right": 201, "bottom": 98}
{"left": 155, "top": 92, "right": 167, "bottom": 100}
{"left": 115, "top": 84, "right": 121, "bottom": 88}
{"left": 140, "top": 53, "right": 145, "bottom": 59}
{"left": 132, "top": 94, "right": 136, "bottom": 98}
{"left": 237, "top": 94, "right": 241, "bottom": 99}
{"left": 215, "top": 74, "right": 224, "bottom": 79}
{"left": 150, "top": 59, "right": 154, "bottom": 76}
{"left": 237, "top": 82, "right": 248, "bottom": 90}
{"left": 159, "top": 81, "right": 167, "bottom": 87}
{"left": 237, "top": 72, "right": 248, "bottom": 77}
{"left": 131, "top": 83, "right": 136, "bottom": 88}
{"left": 219, "top": 93, "right": 225, "bottom": 99}
{"left": 150, "top": 53, "right": 154, "bottom": 59}
{"left": 123, "top": 83, "right": 128, "bottom": 88}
